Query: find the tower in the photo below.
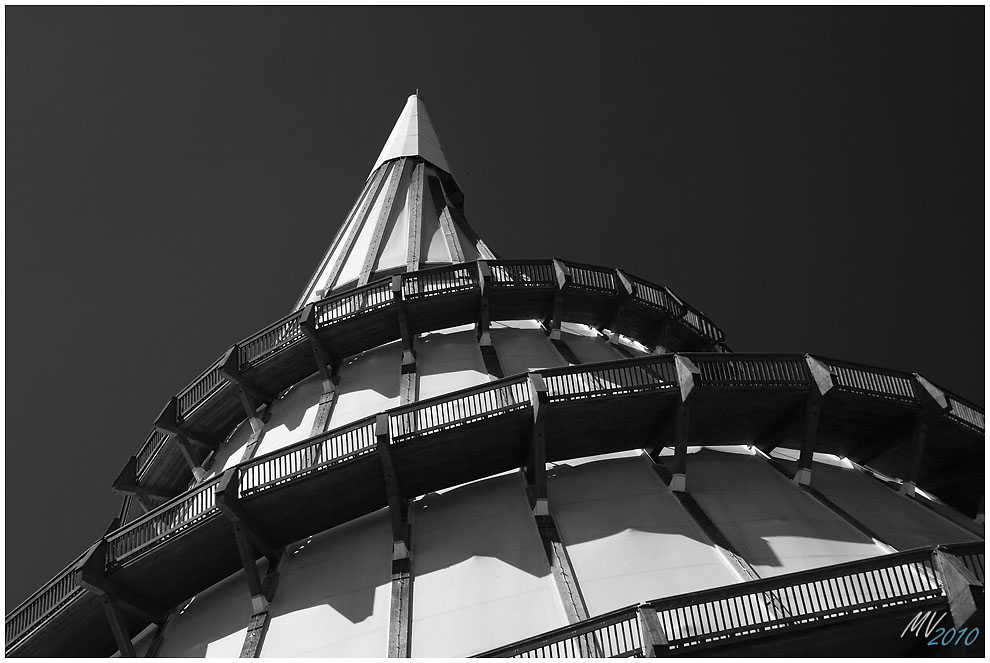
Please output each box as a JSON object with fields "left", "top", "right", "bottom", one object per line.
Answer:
{"left": 5, "top": 94, "right": 984, "bottom": 658}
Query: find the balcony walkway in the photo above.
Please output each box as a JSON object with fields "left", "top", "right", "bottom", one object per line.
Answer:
{"left": 6, "top": 350, "right": 983, "bottom": 657}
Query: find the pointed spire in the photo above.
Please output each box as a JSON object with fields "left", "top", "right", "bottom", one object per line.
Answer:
{"left": 293, "top": 96, "right": 494, "bottom": 310}
{"left": 370, "top": 93, "right": 454, "bottom": 179}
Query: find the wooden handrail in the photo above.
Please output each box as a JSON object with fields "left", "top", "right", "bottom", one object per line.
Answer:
{"left": 131, "top": 260, "right": 727, "bottom": 479}
{"left": 475, "top": 544, "right": 973, "bottom": 657}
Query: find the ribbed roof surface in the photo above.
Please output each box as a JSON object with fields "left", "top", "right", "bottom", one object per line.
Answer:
{"left": 295, "top": 95, "right": 495, "bottom": 308}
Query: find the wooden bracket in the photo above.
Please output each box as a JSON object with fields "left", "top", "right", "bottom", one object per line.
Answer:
{"left": 219, "top": 345, "right": 271, "bottom": 421}
{"left": 526, "top": 374, "right": 549, "bottom": 513}
{"left": 376, "top": 414, "right": 410, "bottom": 556}
{"left": 391, "top": 276, "right": 416, "bottom": 365}
{"left": 933, "top": 548, "right": 984, "bottom": 629}
{"left": 793, "top": 394, "right": 822, "bottom": 486}
{"left": 673, "top": 355, "right": 701, "bottom": 403}
{"left": 216, "top": 468, "right": 279, "bottom": 563}
{"left": 78, "top": 539, "right": 169, "bottom": 654}
{"left": 153, "top": 397, "right": 213, "bottom": 449}
{"left": 476, "top": 260, "right": 492, "bottom": 345}
{"left": 595, "top": 269, "right": 637, "bottom": 333}
{"left": 670, "top": 403, "right": 690, "bottom": 492}
{"left": 805, "top": 355, "right": 835, "bottom": 398}
{"left": 637, "top": 604, "right": 670, "bottom": 657}
{"left": 543, "top": 260, "right": 572, "bottom": 339}
{"left": 111, "top": 456, "right": 181, "bottom": 504}
{"left": 432, "top": 173, "right": 466, "bottom": 266}
{"left": 300, "top": 303, "right": 340, "bottom": 387}
{"left": 753, "top": 400, "right": 807, "bottom": 455}
{"left": 355, "top": 157, "right": 408, "bottom": 286}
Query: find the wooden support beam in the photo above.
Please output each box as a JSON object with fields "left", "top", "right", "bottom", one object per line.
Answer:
{"left": 101, "top": 594, "right": 136, "bottom": 658}
{"left": 534, "top": 511, "right": 590, "bottom": 627}
{"left": 526, "top": 374, "right": 549, "bottom": 514}
{"left": 433, "top": 175, "right": 466, "bottom": 265}
{"left": 376, "top": 415, "right": 410, "bottom": 555}
{"left": 320, "top": 164, "right": 391, "bottom": 294}
{"left": 170, "top": 435, "right": 207, "bottom": 482}
{"left": 300, "top": 303, "right": 340, "bottom": 388}
{"left": 216, "top": 468, "right": 280, "bottom": 570}
{"left": 144, "top": 611, "right": 174, "bottom": 658}
{"left": 595, "top": 269, "right": 636, "bottom": 333}
{"left": 550, "top": 337, "right": 582, "bottom": 366}
{"left": 933, "top": 548, "right": 984, "bottom": 630}
{"left": 219, "top": 345, "right": 271, "bottom": 421}
{"left": 387, "top": 537, "right": 414, "bottom": 658}
{"left": 405, "top": 159, "right": 427, "bottom": 274}
{"left": 793, "top": 396, "right": 821, "bottom": 487}
{"left": 670, "top": 355, "right": 700, "bottom": 492}
{"left": 354, "top": 157, "right": 407, "bottom": 286}
{"left": 111, "top": 456, "right": 181, "bottom": 503}
{"left": 239, "top": 561, "right": 282, "bottom": 658}
{"left": 78, "top": 540, "right": 169, "bottom": 627}
{"left": 153, "top": 396, "right": 214, "bottom": 449}
{"left": 543, "top": 260, "right": 571, "bottom": 340}
{"left": 376, "top": 413, "right": 414, "bottom": 658}
{"left": 753, "top": 401, "right": 805, "bottom": 455}
{"left": 637, "top": 604, "right": 669, "bottom": 657}
{"left": 476, "top": 260, "right": 492, "bottom": 345}
{"left": 391, "top": 276, "right": 415, "bottom": 365}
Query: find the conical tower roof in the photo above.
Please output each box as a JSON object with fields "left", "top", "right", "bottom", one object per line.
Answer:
{"left": 295, "top": 95, "right": 496, "bottom": 309}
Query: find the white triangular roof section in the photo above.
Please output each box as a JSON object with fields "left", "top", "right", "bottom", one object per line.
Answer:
{"left": 370, "top": 94, "right": 454, "bottom": 179}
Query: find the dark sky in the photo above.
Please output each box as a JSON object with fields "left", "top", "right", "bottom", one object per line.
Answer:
{"left": 6, "top": 8, "right": 984, "bottom": 610}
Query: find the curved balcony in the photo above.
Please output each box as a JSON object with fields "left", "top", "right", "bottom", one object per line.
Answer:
{"left": 476, "top": 542, "right": 985, "bottom": 657}
{"left": 128, "top": 259, "right": 726, "bottom": 499}
{"left": 6, "top": 352, "right": 982, "bottom": 657}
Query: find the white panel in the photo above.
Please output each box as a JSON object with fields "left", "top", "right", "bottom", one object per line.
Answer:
{"left": 334, "top": 163, "right": 393, "bottom": 288}
{"left": 549, "top": 454, "right": 741, "bottom": 615}
{"left": 559, "top": 330, "right": 626, "bottom": 364}
{"left": 781, "top": 457, "right": 981, "bottom": 548}
{"left": 327, "top": 343, "right": 400, "bottom": 429}
{"left": 158, "top": 565, "right": 263, "bottom": 657}
{"left": 416, "top": 330, "right": 489, "bottom": 400}
{"left": 411, "top": 473, "right": 567, "bottom": 657}
{"left": 421, "top": 189, "right": 449, "bottom": 264}
{"left": 252, "top": 374, "right": 325, "bottom": 459}
{"left": 374, "top": 166, "right": 411, "bottom": 271}
{"left": 306, "top": 174, "right": 373, "bottom": 304}
{"left": 687, "top": 448, "right": 886, "bottom": 576}
{"left": 491, "top": 327, "right": 566, "bottom": 376}
{"left": 207, "top": 418, "right": 256, "bottom": 477}
{"left": 262, "top": 511, "right": 392, "bottom": 657}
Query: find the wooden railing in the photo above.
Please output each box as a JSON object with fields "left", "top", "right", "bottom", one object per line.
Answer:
{"left": 239, "top": 418, "right": 377, "bottom": 498}
{"left": 129, "top": 260, "right": 726, "bottom": 479}
{"left": 402, "top": 263, "right": 478, "bottom": 300}
{"left": 237, "top": 310, "right": 306, "bottom": 369}
{"left": 477, "top": 606, "right": 643, "bottom": 658}
{"left": 488, "top": 260, "right": 557, "bottom": 288}
{"left": 175, "top": 358, "right": 227, "bottom": 420}
{"left": 541, "top": 356, "right": 678, "bottom": 403}
{"left": 135, "top": 430, "right": 170, "bottom": 478}
{"left": 650, "top": 547, "right": 942, "bottom": 651}
{"left": 626, "top": 276, "right": 683, "bottom": 318}
{"left": 822, "top": 358, "right": 917, "bottom": 404}
{"left": 5, "top": 559, "right": 85, "bottom": 652}
{"left": 478, "top": 546, "right": 966, "bottom": 657}
{"left": 566, "top": 262, "right": 616, "bottom": 294}
{"left": 11, "top": 345, "right": 985, "bottom": 654}
{"left": 389, "top": 376, "right": 531, "bottom": 443}
{"left": 688, "top": 354, "right": 809, "bottom": 390}
{"left": 312, "top": 280, "right": 392, "bottom": 329}
{"left": 106, "top": 478, "right": 221, "bottom": 567}
{"left": 944, "top": 393, "right": 985, "bottom": 433}
{"left": 943, "top": 542, "right": 985, "bottom": 583}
